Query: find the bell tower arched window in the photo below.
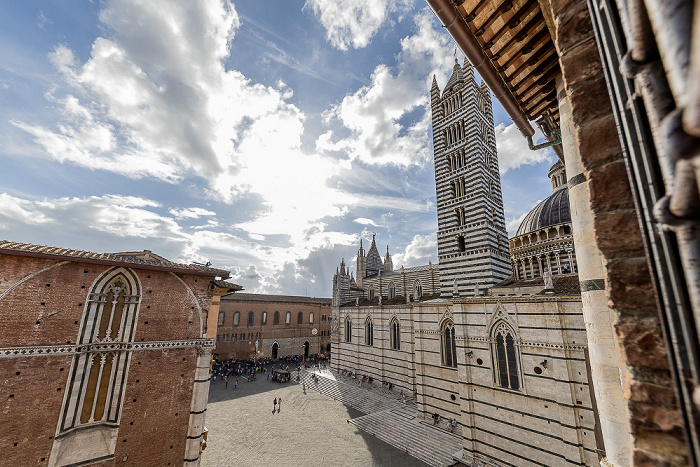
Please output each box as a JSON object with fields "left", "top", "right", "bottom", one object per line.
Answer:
{"left": 492, "top": 321, "right": 521, "bottom": 390}
{"left": 441, "top": 320, "right": 457, "bottom": 367}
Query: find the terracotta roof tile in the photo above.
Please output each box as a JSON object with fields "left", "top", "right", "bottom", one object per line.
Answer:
{"left": 0, "top": 240, "right": 230, "bottom": 277}
{"left": 221, "top": 293, "right": 331, "bottom": 305}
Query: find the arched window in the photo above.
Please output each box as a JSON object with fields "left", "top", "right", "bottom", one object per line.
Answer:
{"left": 297, "top": 311, "right": 303, "bottom": 324}
{"left": 390, "top": 318, "right": 400, "bottom": 350}
{"left": 217, "top": 311, "right": 225, "bottom": 326}
{"left": 365, "top": 317, "right": 374, "bottom": 346}
{"left": 233, "top": 311, "right": 240, "bottom": 326}
{"left": 273, "top": 311, "right": 280, "bottom": 325}
{"left": 441, "top": 320, "right": 457, "bottom": 367}
{"left": 309, "top": 312, "right": 314, "bottom": 324}
{"left": 368, "top": 287, "right": 375, "bottom": 300}
{"left": 414, "top": 281, "right": 423, "bottom": 299}
{"left": 285, "top": 311, "right": 291, "bottom": 324}
{"left": 54, "top": 268, "right": 141, "bottom": 466}
{"left": 247, "top": 311, "right": 254, "bottom": 326}
{"left": 345, "top": 316, "right": 352, "bottom": 343}
{"left": 492, "top": 321, "right": 520, "bottom": 390}
{"left": 389, "top": 282, "right": 396, "bottom": 299}
{"left": 261, "top": 311, "right": 267, "bottom": 325}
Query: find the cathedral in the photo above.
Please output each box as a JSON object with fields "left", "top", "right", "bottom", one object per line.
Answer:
{"left": 331, "top": 61, "right": 596, "bottom": 466}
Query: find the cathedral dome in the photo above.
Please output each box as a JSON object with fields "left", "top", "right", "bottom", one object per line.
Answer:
{"left": 516, "top": 187, "right": 571, "bottom": 236}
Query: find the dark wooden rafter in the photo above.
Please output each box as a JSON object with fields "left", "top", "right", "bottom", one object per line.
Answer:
{"left": 484, "top": 0, "right": 539, "bottom": 49}
{"left": 452, "top": 0, "right": 560, "bottom": 124}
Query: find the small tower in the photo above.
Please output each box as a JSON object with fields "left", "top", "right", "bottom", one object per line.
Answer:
{"left": 356, "top": 239, "right": 366, "bottom": 288}
{"left": 384, "top": 246, "right": 393, "bottom": 272}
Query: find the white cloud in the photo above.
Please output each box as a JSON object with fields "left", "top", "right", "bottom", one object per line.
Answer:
{"left": 316, "top": 10, "right": 455, "bottom": 166}
{"left": 304, "top": 0, "right": 413, "bottom": 51}
{"left": 169, "top": 207, "right": 216, "bottom": 219}
{"left": 353, "top": 217, "right": 380, "bottom": 227}
{"left": 11, "top": 0, "right": 354, "bottom": 250}
{"left": 392, "top": 233, "right": 437, "bottom": 268}
{"left": 495, "top": 122, "right": 553, "bottom": 173}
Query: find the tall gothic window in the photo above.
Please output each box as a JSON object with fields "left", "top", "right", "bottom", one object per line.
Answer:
{"left": 285, "top": 311, "right": 291, "bottom": 324}
{"left": 389, "top": 282, "right": 396, "bottom": 299}
{"left": 233, "top": 311, "right": 240, "bottom": 326}
{"left": 297, "top": 311, "right": 303, "bottom": 324}
{"left": 345, "top": 316, "right": 352, "bottom": 343}
{"left": 273, "top": 311, "right": 280, "bottom": 325}
{"left": 492, "top": 321, "right": 521, "bottom": 390}
{"left": 309, "top": 312, "right": 314, "bottom": 324}
{"left": 365, "top": 317, "right": 373, "bottom": 346}
{"left": 247, "top": 311, "right": 254, "bottom": 326}
{"left": 390, "top": 318, "right": 400, "bottom": 350}
{"left": 261, "top": 311, "right": 267, "bottom": 325}
{"left": 217, "top": 311, "right": 225, "bottom": 326}
{"left": 54, "top": 268, "right": 141, "bottom": 466}
{"left": 441, "top": 320, "right": 457, "bottom": 367}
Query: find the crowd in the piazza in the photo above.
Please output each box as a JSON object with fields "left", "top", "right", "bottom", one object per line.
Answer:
{"left": 210, "top": 354, "right": 330, "bottom": 386}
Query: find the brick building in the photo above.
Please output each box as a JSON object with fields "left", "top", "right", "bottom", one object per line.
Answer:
{"left": 0, "top": 241, "right": 240, "bottom": 467}
{"left": 215, "top": 293, "right": 332, "bottom": 361}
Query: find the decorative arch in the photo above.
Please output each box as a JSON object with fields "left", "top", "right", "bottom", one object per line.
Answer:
{"left": 491, "top": 320, "right": 521, "bottom": 390}
{"left": 414, "top": 280, "right": 423, "bottom": 299}
{"left": 52, "top": 267, "right": 142, "bottom": 466}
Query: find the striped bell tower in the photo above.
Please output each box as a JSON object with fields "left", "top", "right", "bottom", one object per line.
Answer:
{"left": 431, "top": 58, "right": 511, "bottom": 296}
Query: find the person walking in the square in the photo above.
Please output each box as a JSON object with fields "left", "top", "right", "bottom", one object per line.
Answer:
{"left": 273, "top": 398, "right": 277, "bottom": 412}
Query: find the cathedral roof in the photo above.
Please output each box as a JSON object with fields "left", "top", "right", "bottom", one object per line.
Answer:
{"left": 516, "top": 187, "right": 571, "bottom": 237}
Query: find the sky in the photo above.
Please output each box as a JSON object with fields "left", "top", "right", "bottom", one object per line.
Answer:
{"left": 0, "top": 0, "right": 555, "bottom": 297}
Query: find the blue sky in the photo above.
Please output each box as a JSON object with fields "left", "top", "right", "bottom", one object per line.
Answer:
{"left": 0, "top": 0, "right": 555, "bottom": 297}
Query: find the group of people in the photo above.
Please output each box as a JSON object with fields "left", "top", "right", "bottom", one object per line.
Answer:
{"left": 431, "top": 413, "right": 458, "bottom": 432}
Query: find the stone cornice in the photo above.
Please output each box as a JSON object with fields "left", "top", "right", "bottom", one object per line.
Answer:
{"left": 0, "top": 338, "right": 215, "bottom": 358}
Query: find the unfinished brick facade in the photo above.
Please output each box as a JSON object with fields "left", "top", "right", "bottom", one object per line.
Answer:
{"left": 0, "top": 242, "right": 237, "bottom": 467}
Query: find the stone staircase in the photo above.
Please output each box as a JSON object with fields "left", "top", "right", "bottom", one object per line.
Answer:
{"left": 293, "top": 369, "right": 462, "bottom": 467}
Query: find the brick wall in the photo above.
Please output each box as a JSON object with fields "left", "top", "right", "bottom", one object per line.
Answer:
{"left": 546, "top": 0, "right": 689, "bottom": 463}
{"left": 0, "top": 253, "right": 217, "bottom": 466}
{"left": 215, "top": 297, "right": 331, "bottom": 359}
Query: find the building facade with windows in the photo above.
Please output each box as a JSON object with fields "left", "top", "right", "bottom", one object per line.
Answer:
{"left": 215, "top": 293, "right": 332, "bottom": 361}
{"left": 0, "top": 241, "right": 239, "bottom": 467}
{"left": 331, "top": 61, "right": 599, "bottom": 466}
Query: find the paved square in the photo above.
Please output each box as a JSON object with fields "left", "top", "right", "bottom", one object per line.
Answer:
{"left": 202, "top": 369, "right": 429, "bottom": 467}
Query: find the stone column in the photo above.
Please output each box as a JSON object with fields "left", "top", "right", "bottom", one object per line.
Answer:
{"left": 555, "top": 251, "right": 562, "bottom": 275}
{"left": 558, "top": 77, "right": 631, "bottom": 467}
{"left": 184, "top": 347, "right": 213, "bottom": 466}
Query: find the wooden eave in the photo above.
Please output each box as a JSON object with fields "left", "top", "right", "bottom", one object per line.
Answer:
{"left": 454, "top": 0, "right": 561, "bottom": 125}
